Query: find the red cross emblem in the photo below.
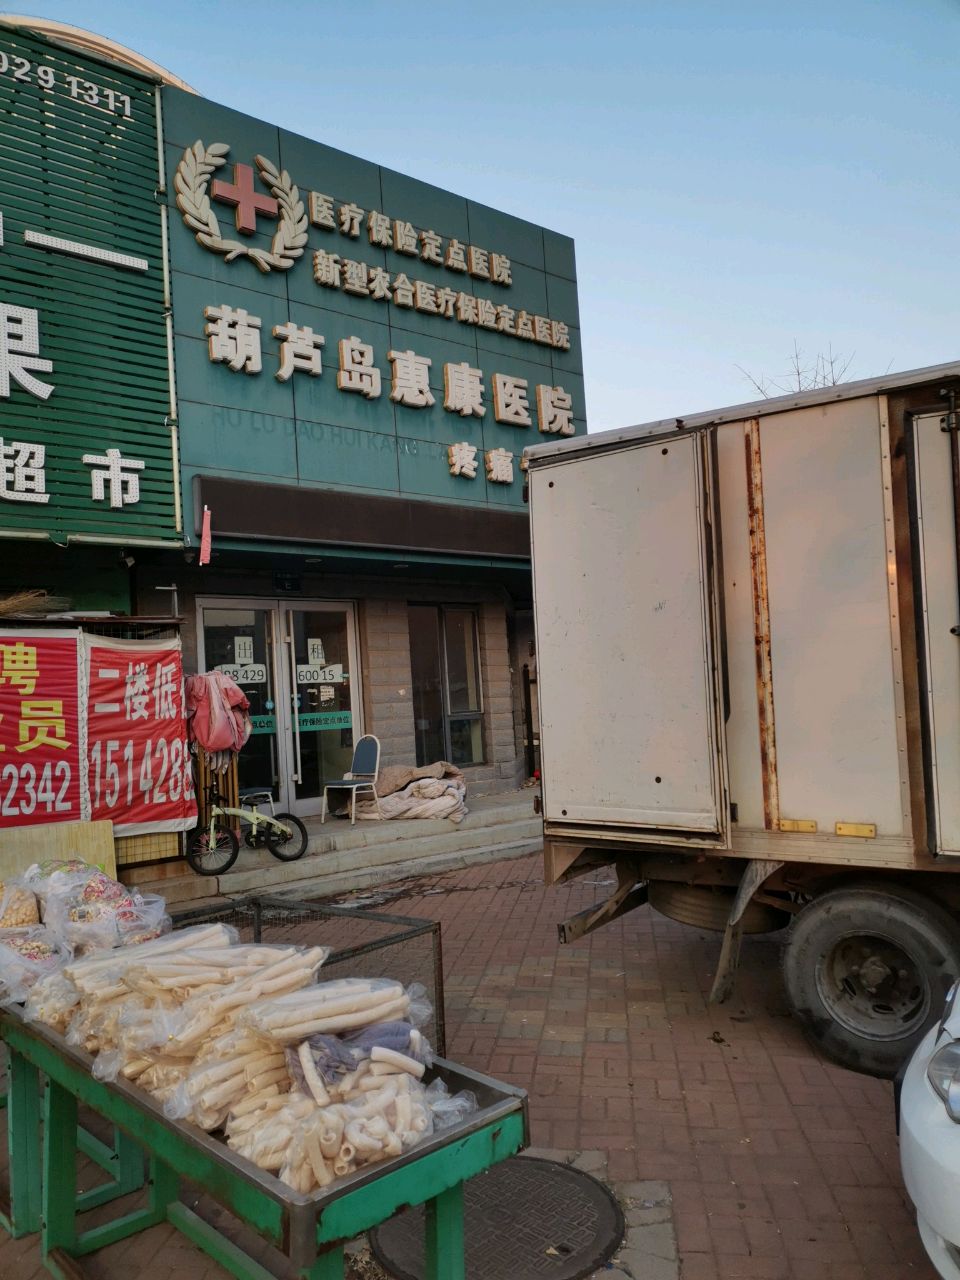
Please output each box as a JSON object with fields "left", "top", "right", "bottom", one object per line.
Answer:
{"left": 211, "top": 162, "right": 279, "bottom": 236}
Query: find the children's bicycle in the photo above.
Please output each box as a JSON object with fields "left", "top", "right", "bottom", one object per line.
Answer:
{"left": 186, "top": 783, "right": 309, "bottom": 876}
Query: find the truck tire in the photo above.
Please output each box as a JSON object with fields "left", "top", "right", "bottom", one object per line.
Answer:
{"left": 782, "top": 882, "right": 960, "bottom": 1078}
{"left": 648, "top": 881, "right": 789, "bottom": 934}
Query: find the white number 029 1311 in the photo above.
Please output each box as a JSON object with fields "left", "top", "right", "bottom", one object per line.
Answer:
{"left": 0, "top": 52, "right": 132, "bottom": 117}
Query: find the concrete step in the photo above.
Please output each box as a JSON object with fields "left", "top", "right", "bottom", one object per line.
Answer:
{"left": 148, "top": 872, "right": 215, "bottom": 905}
{"left": 300, "top": 812, "right": 536, "bottom": 861}
{"left": 221, "top": 816, "right": 543, "bottom": 896}
{"left": 146, "top": 826, "right": 543, "bottom": 907}
{"left": 216, "top": 835, "right": 544, "bottom": 905}
{"left": 311, "top": 792, "right": 536, "bottom": 845}
{"left": 131, "top": 792, "right": 543, "bottom": 907}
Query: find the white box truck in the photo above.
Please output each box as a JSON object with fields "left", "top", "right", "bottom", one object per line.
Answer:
{"left": 526, "top": 361, "right": 960, "bottom": 1076}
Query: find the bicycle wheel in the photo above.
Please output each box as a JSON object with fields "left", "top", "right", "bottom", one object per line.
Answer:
{"left": 266, "top": 812, "right": 309, "bottom": 861}
{"left": 186, "top": 820, "right": 240, "bottom": 875}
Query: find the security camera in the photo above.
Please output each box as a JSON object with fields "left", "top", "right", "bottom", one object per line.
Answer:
{"left": 119, "top": 550, "right": 135, "bottom": 569}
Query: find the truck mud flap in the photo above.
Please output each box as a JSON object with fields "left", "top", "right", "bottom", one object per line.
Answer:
{"left": 708, "top": 858, "right": 783, "bottom": 1003}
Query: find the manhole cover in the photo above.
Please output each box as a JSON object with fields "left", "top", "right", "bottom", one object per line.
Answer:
{"left": 369, "top": 1156, "right": 624, "bottom": 1280}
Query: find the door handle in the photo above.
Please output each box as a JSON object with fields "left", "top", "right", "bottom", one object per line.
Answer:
{"left": 266, "top": 609, "right": 283, "bottom": 792}
{"left": 285, "top": 610, "right": 303, "bottom": 784}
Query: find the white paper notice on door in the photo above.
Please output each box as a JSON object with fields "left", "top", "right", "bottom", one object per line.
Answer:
{"left": 216, "top": 663, "right": 267, "bottom": 684}
{"left": 296, "top": 663, "right": 343, "bottom": 685}
{"left": 234, "top": 636, "right": 254, "bottom": 666}
{"left": 306, "top": 638, "right": 326, "bottom": 665}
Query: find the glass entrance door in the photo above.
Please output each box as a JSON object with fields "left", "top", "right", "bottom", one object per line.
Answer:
{"left": 283, "top": 604, "right": 358, "bottom": 814}
{"left": 198, "top": 603, "right": 284, "bottom": 803}
{"left": 409, "top": 606, "right": 446, "bottom": 764}
{"left": 198, "top": 598, "right": 360, "bottom": 817}
{"left": 408, "top": 604, "right": 483, "bottom": 767}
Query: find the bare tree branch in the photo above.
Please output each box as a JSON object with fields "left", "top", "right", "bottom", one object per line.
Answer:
{"left": 738, "top": 341, "right": 857, "bottom": 397}
{"left": 735, "top": 364, "right": 773, "bottom": 398}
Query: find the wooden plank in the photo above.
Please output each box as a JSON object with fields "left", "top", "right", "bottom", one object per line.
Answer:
{"left": 0, "top": 821, "right": 116, "bottom": 878}
{"left": 195, "top": 750, "right": 239, "bottom": 833}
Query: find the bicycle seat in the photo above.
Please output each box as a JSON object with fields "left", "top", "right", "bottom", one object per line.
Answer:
{"left": 239, "top": 788, "right": 273, "bottom": 805}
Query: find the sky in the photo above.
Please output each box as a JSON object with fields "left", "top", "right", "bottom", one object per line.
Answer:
{"left": 9, "top": 0, "right": 960, "bottom": 429}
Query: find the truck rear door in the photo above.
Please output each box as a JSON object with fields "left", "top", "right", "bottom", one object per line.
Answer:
{"left": 913, "top": 409, "right": 960, "bottom": 855}
{"left": 530, "top": 429, "right": 729, "bottom": 846}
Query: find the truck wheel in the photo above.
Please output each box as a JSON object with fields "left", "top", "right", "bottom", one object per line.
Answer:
{"left": 782, "top": 882, "right": 960, "bottom": 1078}
{"left": 648, "top": 881, "right": 789, "bottom": 934}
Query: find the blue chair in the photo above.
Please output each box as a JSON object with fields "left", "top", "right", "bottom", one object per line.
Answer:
{"left": 320, "top": 734, "right": 383, "bottom": 825}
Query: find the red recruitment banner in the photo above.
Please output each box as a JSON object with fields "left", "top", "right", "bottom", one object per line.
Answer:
{"left": 85, "top": 636, "right": 197, "bottom": 835}
{"left": 0, "top": 630, "right": 85, "bottom": 828}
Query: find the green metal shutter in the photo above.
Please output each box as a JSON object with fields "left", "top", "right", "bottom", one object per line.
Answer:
{"left": 0, "top": 25, "right": 179, "bottom": 543}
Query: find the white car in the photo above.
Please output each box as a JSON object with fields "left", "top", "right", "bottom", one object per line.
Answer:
{"left": 900, "top": 983, "right": 960, "bottom": 1278}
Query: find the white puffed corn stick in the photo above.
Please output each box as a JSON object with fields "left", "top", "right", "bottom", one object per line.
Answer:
{"left": 266, "top": 996, "right": 410, "bottom": 1043}
{"left": 305, "top": 1129, "right": 334, "bottom": 1187}
{"left": 229, "top": 1085, "right": 282, "bottom": 1117}
{"left": 345, "top": 1120, "right": 381, "bottom": 1155}
{"left": 248, "top": 1065, "right": 289, "bottom": 1093}
{"left": 318, "top": 1114, "right": 344, "bottom": 1159}
{"left": 337, "top": 1061, "right": 370, "bottom": 1094}
{"left": 297, "top": 1042, "right": 331, "bottom": 1105}
{"left": 370, "top": 1046, "right": 425, "bottom": 1078}
{"left": 251, "top": 981, "right": 403, "bottom": 1028}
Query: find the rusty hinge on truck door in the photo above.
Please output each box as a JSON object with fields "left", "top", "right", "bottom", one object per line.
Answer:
{"left": 940, "top": 387, "right": 959, "bottom": 432}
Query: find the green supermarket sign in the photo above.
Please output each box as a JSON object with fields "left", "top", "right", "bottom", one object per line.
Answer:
{"left": 0, "top": 25, "right": 180, "bottom": 544}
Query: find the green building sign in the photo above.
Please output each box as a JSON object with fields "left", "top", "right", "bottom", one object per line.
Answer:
{"left": 0, "top": 25, "right": 180, "bottom": 545}
{"left": 161, "top": 87, "right": 584, "bottom": 540}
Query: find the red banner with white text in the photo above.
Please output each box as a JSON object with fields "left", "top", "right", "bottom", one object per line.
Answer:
{"left": 85, "top": 637, "right": 196, "bottom": 835}
{"left": 0, "top": 630, "right": 85, "bottom": 828}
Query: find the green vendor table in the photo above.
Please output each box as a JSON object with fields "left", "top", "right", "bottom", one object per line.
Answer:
{"left": 0, "top": 1007, "right": 528, "bottom": 1280}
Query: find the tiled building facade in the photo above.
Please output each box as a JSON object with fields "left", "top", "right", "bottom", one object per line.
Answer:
{"left": 0, "top": 16, "right": 582, "bottom": 836}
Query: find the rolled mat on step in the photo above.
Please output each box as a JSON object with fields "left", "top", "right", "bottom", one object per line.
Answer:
{"left": 333, "top": 762, "right": 467, "bottom": 823}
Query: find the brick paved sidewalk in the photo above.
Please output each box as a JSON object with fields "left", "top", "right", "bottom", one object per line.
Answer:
{"left": 0, "top": 852, "right": 938, "bottom": 1279}
{"left": 386, "top": 854, "right": 936, "bottom": 1280}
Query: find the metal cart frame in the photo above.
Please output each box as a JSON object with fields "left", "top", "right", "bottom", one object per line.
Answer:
{"left": 0, "top": 1009, "right": 527, "bottom": 1280}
